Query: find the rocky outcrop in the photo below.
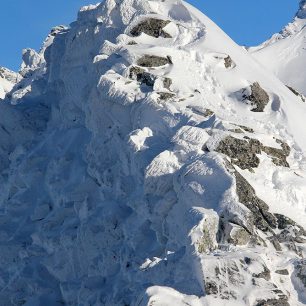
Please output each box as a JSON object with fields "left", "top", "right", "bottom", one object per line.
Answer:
{"left": 255, "top": 297, "right": 290, "bottom": 306}
{"left": 130, "top": 18, "right": 172, "bottom": 38}
{"left": 275, "top": 269, "right": 289, "bottom": 275}
{"left": 216, "top": 136, "right": 261, "bottom": 170}
{"left": 234, "top": 170, "right": 277, "bottom": 232}
{"left": 243, "top": 82, "right": 270, "bottom": 112}
{"left": 215, "top": 136, "right": 290, "bottom": 170}
{"left": 224, "top": 55, "right": 235, "bottom": 68}
{"left": 158, "top": 92, "right": 175, "bottom": 100}
{"left": 129, "top": 66, "right": 156, "bottom": 86}
{"left": 137, "top": 55, "right": 173, "bottom": 67}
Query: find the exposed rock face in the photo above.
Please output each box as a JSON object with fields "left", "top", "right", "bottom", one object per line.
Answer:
{"left": 216, "top": 136, "right": 261, "bottom": 170}
{"left": 158, "top": 92, "right": 175, "bottom": 100}
{"left": 262, "top": 140, "right": 290, "bottom": 167}
{"left": 130, "top": 18, "right": 172, "bottom": 38}
{"left": 275, "top": 269, "right": 289, "bottom": 275}
{"left": 215, "top": 136, "right": 290, "bottom": 170}
{"left": 243, "top": 82, "right": 270, "bottom": 112}
{"left": 129, "top": 66, "right": 156, "bottom": 86}
{"left": 225, "top": 222, "right": 251, "bottom": 245}
{"left": 224, "top": 55, "right": 235, "bottom": 68}
{"left": 137, "top": 55, "right": 173, "bottom": 67}
{"left": 287, "top": 85, "right": 306, "bottom": 102}
{"left": 234, "top": 170, "right": 277, "bottom": 232}
{"left": 255, "top": 297, "right": 290, "bottom": 306}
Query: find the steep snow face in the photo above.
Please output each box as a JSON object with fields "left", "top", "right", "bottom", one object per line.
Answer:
{"left": 0, "top": 0, "right": 306, "bottom": 305}
{"left": 250, "top": 1, "right": 306, "bottom": 95}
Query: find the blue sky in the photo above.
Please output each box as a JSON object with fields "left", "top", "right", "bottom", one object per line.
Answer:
{"left": 0, "top": 0, "right": 299, "bottom": 71}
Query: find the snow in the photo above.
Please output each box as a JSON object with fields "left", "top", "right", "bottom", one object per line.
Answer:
{"left": 0, "top": 0, "right": 305, "bottom": 305}
{"left": 250, "top": 1, "right": 306, "bottom": 96}
{"left": 0, "top": 67, "right": 20, "bottom": 99}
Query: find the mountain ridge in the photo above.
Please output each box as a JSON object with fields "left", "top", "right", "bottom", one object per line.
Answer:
{"left": 0, "top": 1, "right": 306, "bottom": 305}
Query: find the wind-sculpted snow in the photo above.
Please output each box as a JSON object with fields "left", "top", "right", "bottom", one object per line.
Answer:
{"left": 0, "top": 0, "right": 306, "bottom": 305}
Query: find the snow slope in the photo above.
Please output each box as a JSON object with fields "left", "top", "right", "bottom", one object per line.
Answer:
{"left": 250, "top": 0, "right": 306, "bottom": 96}
{"left": 0, "top": 0, "right": 306, "bottom": 305}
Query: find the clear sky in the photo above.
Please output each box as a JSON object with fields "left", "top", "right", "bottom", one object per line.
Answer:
{"left": 0, "top": 0, "right": 299, "bottom": 71}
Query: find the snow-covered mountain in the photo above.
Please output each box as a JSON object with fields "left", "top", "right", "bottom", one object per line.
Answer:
{"left": 0, "top": 1, "right": 306, "bottom": 305}
{"left": 250, "top": 1, "right": 306, "bottom": 96}
{"left": 0, "top": 67, "right": 20, "bottom": 99}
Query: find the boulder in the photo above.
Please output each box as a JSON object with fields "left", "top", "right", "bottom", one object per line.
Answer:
{"left": 243, "top": 82, "right": 269, "bottom": 112}
{"left": 129, "top": 66, "right": 156, "bottom": 87}
{"left": 234, "top": 170, "right": 277, "bottom": 232}
{"left": 275, "top": 269, "right": 289, "bottom": 275}
{"left": 130, "top": 18, "right": 172, "bottom": 38}
{"left": 158, "top": 92, "right": 175, "bottom": 100}
{"left": 137, "top": 55, "right": 172, "bottom": 67}
{"left": 224, "top": 55, "right": 235, "bottom": 68}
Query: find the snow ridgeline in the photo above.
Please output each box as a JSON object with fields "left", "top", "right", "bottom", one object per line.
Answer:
{"left": 0, "top": 0, "right": 306, "bottom": 305}
{"left": 250, "top": 0, "right": 306, "bottom": 97}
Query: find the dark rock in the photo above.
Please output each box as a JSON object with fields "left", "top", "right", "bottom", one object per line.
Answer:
{"left": 129, "top": 66, "right": 156, "bottom": 87}
{"left": 234, "top": 170, "right": 277, "bottom": 232}
{"left": 286, "top": 85, "right": 305, "bottom": 102}
{"left": 158, "top": 92, "right": 175, "bottom": 100}
{"left": 237, "top": 125, "right": 254, "bottom": 133}
{"left": 274, "top": 213, "right": 306, "bottom": 247}
{"left": 205, "top": 281, "right": 218, "bottom": 295}
{"left": 255, "top": 289, "right": 289, "bottom": 306}
{"left": 244, "top": 257, "right": 252, "bottom": 265}
{"left": 187, "top": 106, "right": 214, "bottom": 117}
{"left": 129, "top": 66, "right": 145, "bottom": 80}
{"left": 243, "top": 82, "right": 269, "bottom": 112}
{"left": 252, "top": 264, "right": 271, "bottom": 281}
{"left": 224, "top": 55, "right": 235, "bottom": 68}
{"left": 127, "top": 40, "right": 137, "bottom": 45}
{"left": 130, "top": 18, "right": 172, "bottom": 38}
{"left": 274, "top": 213, "right": 305, "bottom": 235}
{"left": 137, "top": 55, "right": 172, "bottom": 67}
{"left": 262, "top": 144, "right": 290, "bottom": 168}
{"left": 255, "top": 298, "right": 289, "bottom": 306}
{"left": 275, "top": 269, "right": 289, "bottom": 275}
{"left": 221, "top": 221, "right": 251, "bottom": 245}
{"left": 268, "top": 236, "right": 282, "bottom": 251}
{"left": 216, "top": 136, "right": 290, "bottom": 170}
{"left": 216, "top": 136, "right": 261, "bottom": 170}
{"left": 203, "top": 109, "right": 214, "bottom": 117}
